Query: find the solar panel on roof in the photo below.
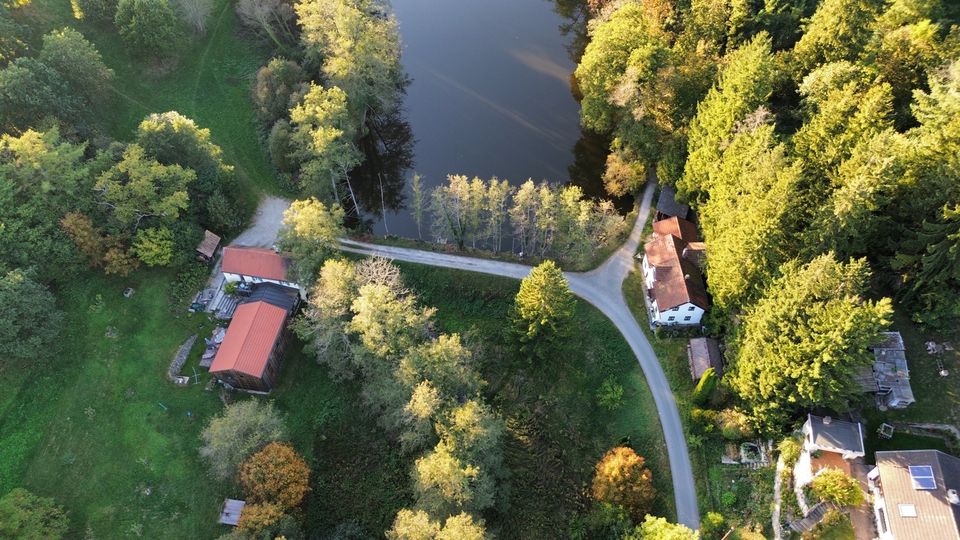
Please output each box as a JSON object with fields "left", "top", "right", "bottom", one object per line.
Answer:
{"left": 909, "top": 465, "right": 937, "bottom": 489}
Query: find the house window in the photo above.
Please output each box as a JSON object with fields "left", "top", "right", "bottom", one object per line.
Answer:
{"left": 667, "top": 316, "right": 675, "bottom": 322}
{"left": 672, "top": 307, "right": 679, "bottom": 311}
{"left": 683, "top": 316, "right": 691, "bottom": 321}
{"left": 877, "top": 508, "right": 888, "bottom": 533}
{"left": 688, "top": 306, "right": 695, "bottom": 311}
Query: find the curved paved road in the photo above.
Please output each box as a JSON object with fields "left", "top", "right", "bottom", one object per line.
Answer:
{"left": 340, "top": 181, "right": 700, "bottom": 528}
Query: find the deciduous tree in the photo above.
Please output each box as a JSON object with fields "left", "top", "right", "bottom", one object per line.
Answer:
{"left": 277, "top": 197, "right": 345, "bottom": 284}
{"left": 591, "top": 446, "right": 656, "bottom": 522}
{"left": 625, "top": 515, "right": 699, "bottom": 540}
{"left": 132, "top": 226, "right": 174, "bottom": 266}
{"left": 38, "top": 28, "right": 113, "bottom": 103}
{"left": 239, "top": 442, "right": 310, "bottom": 508}
{"left": 199, "top": 400, "right": 288, "bottom": 480}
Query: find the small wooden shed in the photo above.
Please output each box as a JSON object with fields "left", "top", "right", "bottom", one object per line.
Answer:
{"left": 196, "top": 230, "right": 221, "bottom": 263}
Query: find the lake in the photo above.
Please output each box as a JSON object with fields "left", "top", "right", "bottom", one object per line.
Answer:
{"left": 369, "top": 0, "right": 594, "bottom": 237}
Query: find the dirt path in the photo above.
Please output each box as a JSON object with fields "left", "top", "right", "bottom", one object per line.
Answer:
{"left": 230, "top": 196, "right": 292, "bottom": 247}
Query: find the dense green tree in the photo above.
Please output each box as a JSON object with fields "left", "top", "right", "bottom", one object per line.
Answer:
{"left": 296, "top": 0, "right": 403, "bottom": 129}
{"left": 397, "top": 334, "right": 481, "bottom": 402}
{"left": 728, "top": 254, "right": 892, "bottom": 430}
{"left": 699, "top": 121, "right": 800, "bottom": 313}
{"left": 692, "top": 367, "right": 717, "bottom": 405}
{"left": 894, "top": 205, "right": 960, "bottom": 329}
{"left": 678, "top": 33, "right": 774, "bottom": 201}
{"left": 0, "top": 128, "right": 91, "bottom": 281}
{"left": 0, "top": 57, "right": 84, "bottom": 132}
{"left": 277, "top": 197, "right": 345, "bottom": 284}
{"left": 569, "top": 502, "right": 632, "bottom": 540}
{"left": 296, "top": 257, "right": 357, "bottom": 375}
{"left": 591, "top": 446, "right": 656, "bottom": 522}
{"left": 791, "top": 0, "right": 884, "bottom": 74}
{"left": 199, "top": 400, "right": 288, "bottom": 480}
{"left": 0, "top": 488, "right": 68, "bottom": 540}
{"left": 412, "top": 443, "right": 494, "bottom": 516}
{"left": 349, "top": 283, "right": 434, "bottom": 360}
{"left": 436, "top": 400, "right": 504, "bottom": 479}
{"left": 811, "top": 468, "right": 865, "bottom": 506}
{"left": 512, "top": 260, "right": 576, "bottom": 360}
{"left": 252, "top": 58, "right": 306, "bottom": 127}
{"left": 114, "top": 0, "right": 183, "bottom": 58}
{"left": 289, "top": 84, "right": 363, "bottom": 205}
{"left": 0, "top": 270, "right": 64, "bottom": 365}
{"left": 94, "top": 144, "right": 193, "bottom": 233}
{"left": 73, "top": 0, "right": 118, "bottom": 21}
{"left": 132, "top": 226, "right": 174, "bottom": 266}
{"left": 135, "top": 111, "right": 241, "bottom": 229}
{"left": 625, "top": 515, "right": 699, "bottom": 540}
{"left": 0, "top": 13, "right": 29, "bottom": 67}
{"left": 436, "top": 513, "right": 487, "bottom": 540}
{"left": 39, "top": 28, "right": 113, "bottom": 103}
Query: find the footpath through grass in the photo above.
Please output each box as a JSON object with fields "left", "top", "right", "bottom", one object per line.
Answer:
{"left": 15, "top": 0, "right": 281, "bottom": 205}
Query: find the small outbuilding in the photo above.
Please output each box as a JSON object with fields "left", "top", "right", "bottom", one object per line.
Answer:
{"left": 196, "top": 230, "right": 221, "bottom": 263}
{"left": 687, "top": 337, "right": 723, "bottom": 380}
{"left": 218, "top": 498, "right": 245, "bottom": 526}
{"left": 655, "top": 185, "right": 690, "bottom": 221}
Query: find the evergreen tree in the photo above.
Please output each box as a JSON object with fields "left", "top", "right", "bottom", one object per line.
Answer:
{"left": 512, "top": 261, "right": 576, "bottom": 361}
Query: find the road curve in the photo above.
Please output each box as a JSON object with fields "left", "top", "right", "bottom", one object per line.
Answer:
{"left": 340, "top": 181, "right": 700, "bottom": 528}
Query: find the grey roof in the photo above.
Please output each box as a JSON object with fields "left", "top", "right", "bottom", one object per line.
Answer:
{"left": 218, "top": 499, "right": 245, "bottom": 526}
{"left": 656, "top": 185, "right": 690, "bottom": 219}
{"left": 868, "top": 331, "right": 915, "bottom": 406}
{"left": 242, "top": 282, "right": 298, "bottom": 313}
{"left": 874, "top": 450, "right": 960, "bottom": 540}
{"left": 687, "top": 337, "right": 723, "bottom": 380}
{"left": 807, "top": 414, "right": 865, "bottom": 454}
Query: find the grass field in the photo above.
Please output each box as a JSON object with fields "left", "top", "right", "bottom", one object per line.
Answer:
{"left": 15, "top": 0, "right": 282, "bottom": 206}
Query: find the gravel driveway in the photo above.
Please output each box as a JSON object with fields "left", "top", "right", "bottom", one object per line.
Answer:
{"left": 230, "top": 196, "right": 292, "bottom": 247}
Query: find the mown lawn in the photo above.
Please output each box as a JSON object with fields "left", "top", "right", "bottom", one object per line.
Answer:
{"left": 14, "top": 0, "right": 282, "bottom": 206}
{"left": 401, "top": 264, "right": 673, "bottom": 537}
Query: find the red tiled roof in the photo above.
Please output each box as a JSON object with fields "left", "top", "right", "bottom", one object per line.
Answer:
{"left": 222, "top": 246, "right": 289, "bottom": 282}
{"left": 644, "top": 233, "right": 710, "bottom": 310}
{"left": 210, "top": 301, "right": 287, "bottom": 378}
{"left": 653, "top": 217, "right": 700, "bottom": 242}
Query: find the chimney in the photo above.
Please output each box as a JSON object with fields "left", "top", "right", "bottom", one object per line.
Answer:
{"left": 948, "top": 489, "right": 960, "bottom": 505}
{"left": 823, "top": 416, "right": 832, "bottom": 425}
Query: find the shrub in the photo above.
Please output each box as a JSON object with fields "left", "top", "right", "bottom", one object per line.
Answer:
{"left": 778, "top": 436, "right": 802, "bottom": 468}
{"left": 717, "top": 408, "right": 755, "bottom": 440}
{"left": 721, "top": 491, "right": 736, "bottom": 508}
{"left": 700, "top": 511, "right": 726, "bottom": 540}
{"left": 811, "top": 468, "right": 865, "bottom": 507}
{"left": 0, "top": 488, "right": 69, "bottom": 539}
{"left": 133, "top": 227, "right": 175, "bottom": 266}
{"left": 596, "top": 377, "right": 624, "bottom": 411}
{"left": 692, "top": 367, "right": 718, "bottom": 405}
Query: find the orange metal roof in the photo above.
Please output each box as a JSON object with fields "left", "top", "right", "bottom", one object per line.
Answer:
{"left": 210, "top": 301, "right": 287, "bottom": 378}
{"left": 221, "top": 246, "right": 289, "bottom": 282}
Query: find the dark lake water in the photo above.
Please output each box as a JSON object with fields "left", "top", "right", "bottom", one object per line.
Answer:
{"left": 368, "top": 0, "right": 595, "bottom": 237}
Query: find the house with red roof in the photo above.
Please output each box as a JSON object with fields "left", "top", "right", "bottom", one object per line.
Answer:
{"left": 640, "top": 216, "right": 709, "bottom": 326}
{"left": 221, "top": 246, "right": 306, "bottom": 299}
{"left": 209, "top": 284, "right": 299, "bottom": 393}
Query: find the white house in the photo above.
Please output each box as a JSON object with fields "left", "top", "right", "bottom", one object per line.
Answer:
{"left": 640, "top": 217, "right": 709, "bottom": 326}
{"left": 793, "top": 414, "right": 866, "bottom": 517}
{"left": 221, "top": 246, "right": 306, "bottom": 299}
{"left": 868, "top": 450, "right": 960, "bottom": 540}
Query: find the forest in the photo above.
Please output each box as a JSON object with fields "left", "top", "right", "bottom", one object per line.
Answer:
{"left": 577, "top": 0, "right": 960, "bottom": 431}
